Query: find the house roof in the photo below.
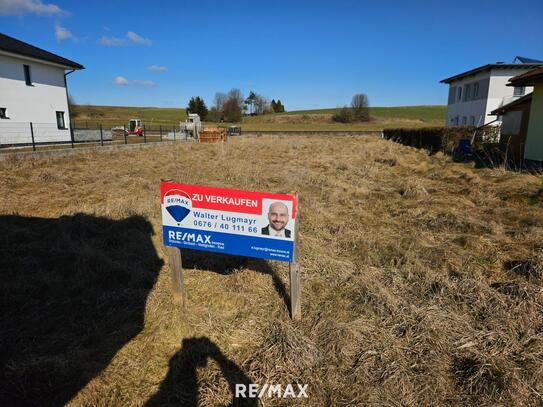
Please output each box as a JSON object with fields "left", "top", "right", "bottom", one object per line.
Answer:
{"left": 513, "top": 56, "right": 543, "bottom": 64}
{"left": 0, "top": 32, "right": 84, "bottom": 70}
{"left": 440, "top": 62, "right": 542, "bottom": 84}
{"left": 490, "top": 93, "right": 532, "bottom": 116}
{"left": 508, "top": 66, "right": 543, "bottom": 87}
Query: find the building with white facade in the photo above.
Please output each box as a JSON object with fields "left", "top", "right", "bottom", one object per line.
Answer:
{"left": 0, "top": 33, "right": 84, "bottom": 145}
{"left": 440, "top": 57, "right": 542, "bottom": 127}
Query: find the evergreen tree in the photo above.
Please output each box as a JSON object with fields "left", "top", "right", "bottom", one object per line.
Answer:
{"left": 244, "top": 91, "right": 257, "bottom": 115}
{"left": 271, "top": 99, "right": 277, "bottom": 113}
{"left": 186, "top": 96, "right": 208, "bottom": 120}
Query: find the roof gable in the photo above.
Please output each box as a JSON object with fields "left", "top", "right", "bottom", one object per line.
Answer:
{"left": 0, "top": 32, "right": 84, "bottom": 70}
{"left": 508, "top": 67, "right": 543, "bottom": 87}
{"left": 513, "top": 56, "right": 543, "bottom": 64}
{"left": 440, "top": 62, "right": 543, "bottom": 84}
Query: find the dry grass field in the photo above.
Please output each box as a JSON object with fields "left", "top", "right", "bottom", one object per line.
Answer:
{"left": 1, "top": 135, "right": 543, "bottom": 406}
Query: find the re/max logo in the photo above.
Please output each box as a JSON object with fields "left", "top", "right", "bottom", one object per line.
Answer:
{"left": 168, "top": 231, "right": 211, "bottom": 244}
{"left": 165, "top": 196, "right": 191, "bottom": 206}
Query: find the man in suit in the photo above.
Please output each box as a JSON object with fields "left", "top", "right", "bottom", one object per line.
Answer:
{"left": 261, "top": 201, "right": 291, "bottom": 238}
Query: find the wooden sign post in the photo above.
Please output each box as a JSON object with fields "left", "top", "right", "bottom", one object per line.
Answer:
{"left": 167, "top": 246, "right": 186, "bottom": 307}
{"left": 289, "top": 192, "right": 301, "bottom": 320}
{"left": 161, "top": 181, "right": 301, "bottom": 319}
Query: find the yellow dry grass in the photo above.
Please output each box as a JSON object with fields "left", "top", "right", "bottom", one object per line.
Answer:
{"left": 1, "top": 135, "right": 543, "bottom": 406}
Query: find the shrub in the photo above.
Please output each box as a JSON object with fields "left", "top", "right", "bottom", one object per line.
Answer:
{"left": 332, "top": 106, "right": 353, "bottom": 123}
{"left": 383, "top": 126, "right": 476, "bottom": 154}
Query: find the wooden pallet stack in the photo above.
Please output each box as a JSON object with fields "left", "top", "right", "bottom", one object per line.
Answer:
{"left": 199, "top": 127, "right": 227, "bottom": 143}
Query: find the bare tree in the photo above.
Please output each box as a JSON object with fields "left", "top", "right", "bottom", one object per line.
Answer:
{"left": 227, "top": 88, "right": 244, "bottom": 108}
{"left": 253, "top": 94, "right": 269, "bottom": 115}
{"left": 213, "top": 92, "right": 227, "bottom": 111}
{"left": 223, "top": 88, "right": 244, "bottom": 122}
{"left": 351, "top": 93, "right": 370, "bottom": 121}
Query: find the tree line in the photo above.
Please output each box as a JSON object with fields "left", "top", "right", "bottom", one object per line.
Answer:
{"left": 185, "top": 90, "right": 286, "bottom": 123}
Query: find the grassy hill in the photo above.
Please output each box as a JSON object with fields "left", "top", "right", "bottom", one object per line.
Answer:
{"left": 71, "top": 104, "right": 446, "bottom": 131}
{"left": 71, "top": 105, "right": 187, "bottom": 128}
{"left": 2, "top": 135, "right": 542, "bottom": 405}
{"left": 285, "top": 105, "right": 446, "bottom": 121}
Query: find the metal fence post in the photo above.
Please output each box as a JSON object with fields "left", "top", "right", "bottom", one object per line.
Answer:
{"left": 70, "top": 124, "right": 74, "bottom": 148}
{"left": 160, "top": 125, "right": 162, "bottom": 142}
{"left": 173, "top": 127, "right": 176, "bottom": 141}
{"left": 30, "top": 122, "right": 36, "bottom": 151}
{"left": 124, "top": 124, "right": 127, "bottom": 144}
{"left": 100, "top": 124, "right": 104, "bottom": 146}
{"left": 144, "top": 125, "right": 147, "bottom": 143}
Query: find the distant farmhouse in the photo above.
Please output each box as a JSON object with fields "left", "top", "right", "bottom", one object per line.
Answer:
{"left": 440, "top": 56, "right": 542, "bottom": 127}
{"left": 0, "top": 33, "right": 84, "bottom": 145}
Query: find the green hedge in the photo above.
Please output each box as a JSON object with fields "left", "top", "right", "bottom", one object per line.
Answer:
{"left": 383, "top": 126, "right": 475, "bottom": 154}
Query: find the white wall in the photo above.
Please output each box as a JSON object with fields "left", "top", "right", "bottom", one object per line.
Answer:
{"left": 486, "top": 69, "right": 534, "bottom": 122}
{"left": 0, "top": 53, "right": 71, "bottom": 144}
{"left": 445, "top": 67, "right": 535, "bottom": 127}
{"left": 446, "top": 71, "right": 490, "bottom": 127}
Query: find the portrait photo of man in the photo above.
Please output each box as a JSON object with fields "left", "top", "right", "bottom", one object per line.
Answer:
{"left": 261, "top": 201, "right": 291, "bottom": 238}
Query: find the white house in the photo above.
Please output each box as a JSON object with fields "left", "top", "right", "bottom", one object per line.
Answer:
{"left": 0, "top": 33, "right": 84, "bottom": 145}
{"left": 440, "top": 57, "right": 542, "bottom": 127}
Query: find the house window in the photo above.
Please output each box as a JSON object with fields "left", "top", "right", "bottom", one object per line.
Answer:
{"left": 470, "top": 116, "right": 475, "bottom": 125}
{"left": 458, "top": 87, "right": 462, "bottom": 101}
{"left": 514, "top": 86, "right": 525, "bottom": 96}
{"left": 56, "top": 111, "right": 66, "bottom": 129}
{"left": 465, "top": 84, "right": 471, "bottom": 100}
{"left": 473, "top": 82, "right": 479, "bottom": 98}
{"left": 0, "top": 108, "right": 8, "bottom": 119}
{"left": 462, "top": 116, "right": 467, "bottom": 125}
{"left": 23, "top": 64, "right": 32, "bottom": 85}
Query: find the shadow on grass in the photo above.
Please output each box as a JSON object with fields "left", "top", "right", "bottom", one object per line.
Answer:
{"left": 0, "top": 214, "right": 163, "bottom": 406}
{"left": 180, "top": 248, "right": 291, "bottom": 313}
{"left": 146, "top": 336, "right": 257, "bottom": 407}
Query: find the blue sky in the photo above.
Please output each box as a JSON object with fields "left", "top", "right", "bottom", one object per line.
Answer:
{"left": 1, "top": 0, "right": 542, "bottom": 110}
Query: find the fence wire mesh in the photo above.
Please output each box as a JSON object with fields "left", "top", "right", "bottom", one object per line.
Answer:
{"left": 0, "top": 121, "right": 192, "bottom": 152}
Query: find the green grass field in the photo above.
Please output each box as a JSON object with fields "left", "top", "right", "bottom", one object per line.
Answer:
{"left": 71, "top": 104, "right": 446, "bottom": 131}
{"left": 284, "top": 105, "right": 446, "bottom": 121}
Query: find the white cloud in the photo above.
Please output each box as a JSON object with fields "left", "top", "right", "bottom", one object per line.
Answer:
{"left": 55, "top": 24, "right": 74, "bottom": 42}
{"left": 114, "top": 76, "right": 130, "bottom": 85}
{"left": 148, "top": 65, "right": 167, "bottom": 72}
{"left": 99, "top": 36, "right": 126, "bottom": 46}
{"left": 99, "top": 31, "right": 152, "bottom": 47}
{"left": 126, "top": 31, "right": 152, "bottom": 46}
{"left": 113, "top": 76, "right": 154, "bottom": 87}
{"left": 0, "top": 0, "right": 65, "bottom": 15}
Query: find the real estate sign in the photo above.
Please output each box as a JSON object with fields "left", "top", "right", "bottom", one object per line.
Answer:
{"left": 161, "top": 181, "right": 297, "bottom": 262}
